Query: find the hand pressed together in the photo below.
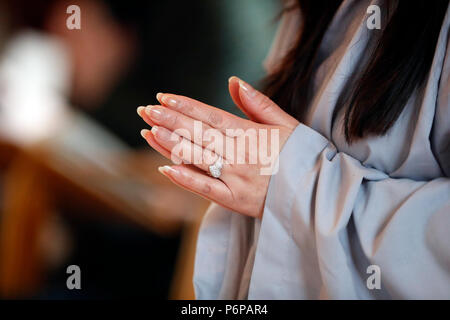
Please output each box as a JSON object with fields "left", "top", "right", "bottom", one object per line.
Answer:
{"left": 138, "top": 76, "right": 299, "bottom": 218}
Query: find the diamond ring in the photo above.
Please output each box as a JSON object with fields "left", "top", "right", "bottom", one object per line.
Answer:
{"left": 208, "top": 156, "right": 223, "bottom": 178}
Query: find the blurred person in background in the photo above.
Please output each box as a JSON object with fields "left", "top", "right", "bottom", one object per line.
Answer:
{"left": 0, "top": 0, "right": 279, "bottom": 299}
{"left": 0, "top": 0, "right": 182, "bottom": 299}
{"left": 0, "top": 0, "right": 135, "bottom": 145}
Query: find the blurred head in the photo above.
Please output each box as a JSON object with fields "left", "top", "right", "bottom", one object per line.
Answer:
{"left": 3, "top": 0, "right": 137, "bottom": 107}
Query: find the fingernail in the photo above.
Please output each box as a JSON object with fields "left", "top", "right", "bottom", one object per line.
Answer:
{"left": 156, "top": 92, "right": 163, "bottom": 103}
{"left": 145, "top": 106, "right": 163, "bottom": 120}
{"left": 228, "top": 76, "right": 237, "bottom": 83}
{"left": 162, "top": 95, "right": 179, "bottom": 108}
{"left": 137, "top": 106, "right": 145, "bottom": 117}
{"left": 151, "top": 125, "right": 158, "bottom": 136}
{"left": 140, "top": 129, "right": 150, "bottom": 139}
{"left": 158, "top": 165, "right": 179, "bottom": 176}
{"left": 239, "top": 79, "right": 256, "bottom": 97}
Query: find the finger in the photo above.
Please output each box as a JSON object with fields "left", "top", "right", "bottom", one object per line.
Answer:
{"left": 150, "top": 125, "right": 228, "bottom": 174}
{"left": 158, "top": 164, "right": 234, "bottom": 206}
{"left": 156, "top": 92, "right": 251, "bottom": 133}
{"left": 143, "top": 105, "right": 232, "bottom": 157}
{"left": 141, "top": 129, "right": 201, "bottom": 173}
{"left": 228, "top": 76, "right": 253, "bottom": 120}
{"left": 137, "top": 106, "right": 156, "bottom": 127}
{"left": 140, "top": 129, "right": 172, "bottom": 160}
{"left": 234, "top": 76, "right": 299, "bottom": 129}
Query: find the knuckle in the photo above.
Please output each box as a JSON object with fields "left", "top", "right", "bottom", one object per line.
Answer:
{"left": 207, "top": 111, "right": 223, "bottom": 127}
{"left": 237, "top": 193, "right": 246, "bottom": 203}
{"left": 184, "top": 173, "right": 194, "bottom": 185}
{"left": 202, "top": 151, "right": 214, "bottom": 166}
{"left": 253, "top": 91, "right": 265, "bottom": 105}
{"left": 169, "top": 113, "right": 179, "bottom": 127}
{"left": 179, "top": 100, "right": 193, "bottom": 113}
{"left": 259, "top": 95, "right": 272, "bottom": 111}
{"left": 202, "top": 183, "right": 211, "bottom": 194}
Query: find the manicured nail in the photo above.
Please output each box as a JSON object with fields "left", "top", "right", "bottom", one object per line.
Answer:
{"left": 158, "top": 165, "right": 179, "bottom": 176}
{"left": 137, "top": 106, "right": 145, "bottom": 117}
{"left": 151, "top": 125, "right": 159, "bottom": 136}
{"left": 156, "top": 92, "right": 163, "bottom": 103}
{"left": 140, "top": 129, "right": 150, "bottom": 139}
{"left": 162, "top": 95, "right": 179, "bottom": 108}
{"left": 228, "top": 76, "right": 238, "bottom": 83}
{"left": 145, "top": 106, "right": 163, "bottom": 120}
{"left": 239, "top": 79, "right": 256, "bottom": 97}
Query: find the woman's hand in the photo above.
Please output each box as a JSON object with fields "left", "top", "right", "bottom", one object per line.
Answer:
{"left": 137, "top": 76, "right": 299, "bottom": 218}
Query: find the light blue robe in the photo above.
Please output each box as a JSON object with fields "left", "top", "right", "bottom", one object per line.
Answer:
{"left": 194, "top": 0, "right": 450, "bottom": 299}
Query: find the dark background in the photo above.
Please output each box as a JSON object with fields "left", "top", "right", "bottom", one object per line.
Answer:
{"left": 26, "top": 0, "right": 279, "bottom": 299}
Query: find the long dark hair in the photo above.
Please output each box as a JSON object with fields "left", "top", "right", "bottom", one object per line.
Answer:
{"left": 264, "top": 0, "right": 448, "bottom": 142}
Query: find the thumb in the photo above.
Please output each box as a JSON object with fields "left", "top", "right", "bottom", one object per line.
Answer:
{"left": 228, "top": 76, "right": 298, "bottom": 128}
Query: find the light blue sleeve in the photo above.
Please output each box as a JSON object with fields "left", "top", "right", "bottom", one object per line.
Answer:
{"left": 251, "top": 122, "right": 450, "bottom": 299}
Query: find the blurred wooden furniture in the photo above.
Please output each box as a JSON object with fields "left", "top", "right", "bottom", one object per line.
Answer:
{"left": 0, "top": 137, "right": 208, "bottom": 299}
{"left": 0, "top": 142, "right": 50, "bottom": 297}
{"left": 169, "top": 210, "right": 205, "bottom": 300}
